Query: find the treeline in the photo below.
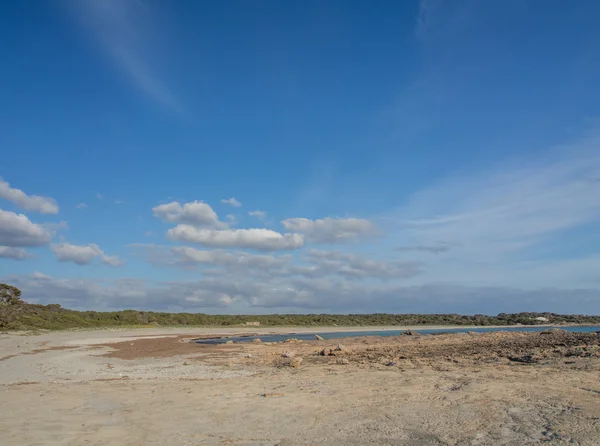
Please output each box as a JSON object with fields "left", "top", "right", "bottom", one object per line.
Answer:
{"left": 1, "top": 284, "right": 600, "bottom": 330}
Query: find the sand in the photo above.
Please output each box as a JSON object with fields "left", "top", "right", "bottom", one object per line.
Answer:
{"left": 1, "top": 327, "right": 599, "bottom": 445}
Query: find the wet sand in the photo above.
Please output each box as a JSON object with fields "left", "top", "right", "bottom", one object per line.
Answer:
{"left": 1, "top": 327, "right": 599, "bottom": 445}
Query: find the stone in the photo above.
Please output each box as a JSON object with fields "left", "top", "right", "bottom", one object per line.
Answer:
{"left": 386, "top": 361, "right": 398, "bottom": 367}
{"left": 281, "top": 351, "right": 296, "bottom": 358}
{"left": 320, "top": 348, "right": 333, "bottom": 356}
{"left": 291, "top": 357, "right": 303, "bottom": 368}
{"left": 334, "top": 344, "right": 345, "bottom": 351}
{"left": 252, "top": 338, "right": 262, "bottom": 343}
{"left": 336, "top": 358, "right": 349, "bottom": 365}
{"left": 225, "top": 340, "right": 234, "bottom": 344}
{"left": 314, "top": 335, "right": 325, "bottom": 341}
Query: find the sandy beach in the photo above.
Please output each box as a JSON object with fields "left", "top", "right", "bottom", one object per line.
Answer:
{"left": 1, "top": 327, "right": 599, "bottom": 445}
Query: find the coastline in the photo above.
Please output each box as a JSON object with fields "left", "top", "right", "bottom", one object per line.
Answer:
{"left": 2, "top": 325, "right": 600, "bottom": 444}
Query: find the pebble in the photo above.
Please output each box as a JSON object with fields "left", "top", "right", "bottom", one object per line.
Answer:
{"left": 336, "top": 358, "right": 349, "bottom": 365}
{"left": 281, "top": 351, "right": 296, "bottom": 358}
{"left": 291, "top": 357, "right": 303, "bottom": 368}
{"left": 252, "top": 338, "right": 262, "bottom": 343}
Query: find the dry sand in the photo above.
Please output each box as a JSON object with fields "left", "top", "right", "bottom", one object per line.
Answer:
{"left": 1, "top": 327, "right": 599, "bottom": 445}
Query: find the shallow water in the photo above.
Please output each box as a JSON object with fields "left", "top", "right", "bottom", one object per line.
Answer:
{"left": 195, "top": 325, "right": 600, "bottom": 344}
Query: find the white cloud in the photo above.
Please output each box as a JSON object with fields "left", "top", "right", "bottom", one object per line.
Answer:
{"left": 248, "top": 210, "right": 266, "bottom": 220}
{"left": 50, "top": 242, "right": 123, "bottom": 267}
{"left": 0, "top": 178, "right": 58, "bottom": 214}
{"left": 281, "top": 217, "right": 379, "bottom": 243}
{"left": 102, "top": 255, "right": 125, "bottom": 267}
{"left": 31, "top": 271, "right": 51, "bottom": 280}
{"left": 294, "top": 250, "right": 420, "bottom": 280}
{"left": 221, "top": 197, "right": 242, "bottom": 208}
{"left": 171, "top": 246, "right": 290, "bottom": 269}
{"left": 225, "top": 214, "right": 237, "bottom": 225}
{"left": 0, "top": 210, "right": 53, "bottom": 247}
{"left": 76, "top": 202, "right": 87, "bottom": 209}
{"left": 0, "top": 246, "right": 32, "bottom": 261}
{"left": 167, "top": 225, "right": 304, "bottom": 251}
{"left": 153, "top": 201, "right": 225, "bottom": 228}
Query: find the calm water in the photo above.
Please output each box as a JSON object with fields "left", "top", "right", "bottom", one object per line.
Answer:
{"left": 195, "top": 325, "right": 600, "bottom": 344}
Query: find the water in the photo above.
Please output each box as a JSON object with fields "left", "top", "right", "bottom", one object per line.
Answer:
{"left": 195, "top": 325, "right": 600, "bottom": 344}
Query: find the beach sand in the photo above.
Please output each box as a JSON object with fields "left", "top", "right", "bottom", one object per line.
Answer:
{"left": 1, "top": 327, "right": 599, "bottom": 445}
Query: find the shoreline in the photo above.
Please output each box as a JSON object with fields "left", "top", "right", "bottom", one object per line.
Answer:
{"left": 4, "top": 323, "right": 599, "bottom": 346}
{"left": 2, "top": 325, "right": 600, "bottom": 444}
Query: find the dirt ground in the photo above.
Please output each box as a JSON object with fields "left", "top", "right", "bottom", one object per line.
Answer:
{"left": 1, "top": 327, "right": 599, "bottom": 445}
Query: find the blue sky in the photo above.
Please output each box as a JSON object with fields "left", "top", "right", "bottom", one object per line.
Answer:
{"left": 1, "top": 0, "right": 600, "bottom": 314}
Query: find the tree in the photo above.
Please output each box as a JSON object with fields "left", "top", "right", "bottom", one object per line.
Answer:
{"left": 0, "top": 284, "right": 24, "bottom": 329}
{"left": 0, "top": 284, "right": 22, "bottom": 306}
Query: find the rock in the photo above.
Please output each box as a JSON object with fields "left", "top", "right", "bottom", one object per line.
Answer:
{"left": 334, "top": 344, "right": 345, "bottom": 351}
{"left": 252, "top": 338, "right": 262, "bottom": 343}
{"left": 314, "top": 335, "right": 325, "bottom": 341}
{"left": 320, "top": 348, "right": 333, "bottom": 356}
{"left": 245, "top": 354, "right": 253, "bottom": 358}
{"left": 291, "top": 357, "right": 303, "bottom": 368}
{"left": 507, "top": 354, "right": 537, "bottom": 364}
{"left": 225, "top": 340, "right": 234, "bottom": 344}
{"left": 404, "top": 329, "right": 413, "bottom": 336}
{"left": 281, "top": 351, "right": 296, "bottom": 358}
{"left": 336, "top": 358, "right": 349, "bottom": 365}
{"left": 540, "top": 328, "right": 566, "bottom": 335}
{"left": 261, "top": 393, "right": 284, "bottom": 398}
{"left": 386, "top": 361, "right": 397, "bottom": 367}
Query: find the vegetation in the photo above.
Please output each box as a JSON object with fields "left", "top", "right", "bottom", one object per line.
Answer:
{"left": 1, "top": 284, "right": 599, "bottom": 331}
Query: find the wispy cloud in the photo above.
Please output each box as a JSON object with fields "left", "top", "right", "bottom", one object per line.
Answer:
{"left": 76, "top": 202, "right": 87, "bottom": 209}
{"left": 385, "top": 131, "right": 600, "bottom": 286}
{"left": 70, "top": 0, "right": 180, "bottom": 113}
{"left": 96, "top": 193, "right": 103, "bottom": 200}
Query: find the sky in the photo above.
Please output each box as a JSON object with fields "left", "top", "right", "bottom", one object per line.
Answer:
{"left": 1, "top": 0, "right": 600, "bottom": 315}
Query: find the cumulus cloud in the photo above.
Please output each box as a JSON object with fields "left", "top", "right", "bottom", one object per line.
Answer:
{"left": 281, "top": 217, "right": 379, "bottom": 243}
{"left": 0, "top": 178, "right": 59, "bottom": 214}
{"left": 153, "top": 201, "right": 225, "bottom": 228}
{"left": 167, "top": 226, "right": 304, "bottom": 251}
{"left": 172, "top": 246, "right": 290, "bottom": 269}
{"left": 221, "top": 197, "right": 242, "bottom": 207}
{"left": 50, "top": 242, "right": 123, "bottom": 267}
{"left": 248, "top": 210, "right": 266, "bottom": 220}
{"left": 0, "top": 246, "right": 32, "bottom": 260}
{"left": 0, "top": 210, "right": 53, "bottom": 247}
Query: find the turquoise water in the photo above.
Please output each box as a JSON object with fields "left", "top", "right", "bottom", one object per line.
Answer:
{"left": 195, "top": 325, "right": 600, "bottom": 344}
